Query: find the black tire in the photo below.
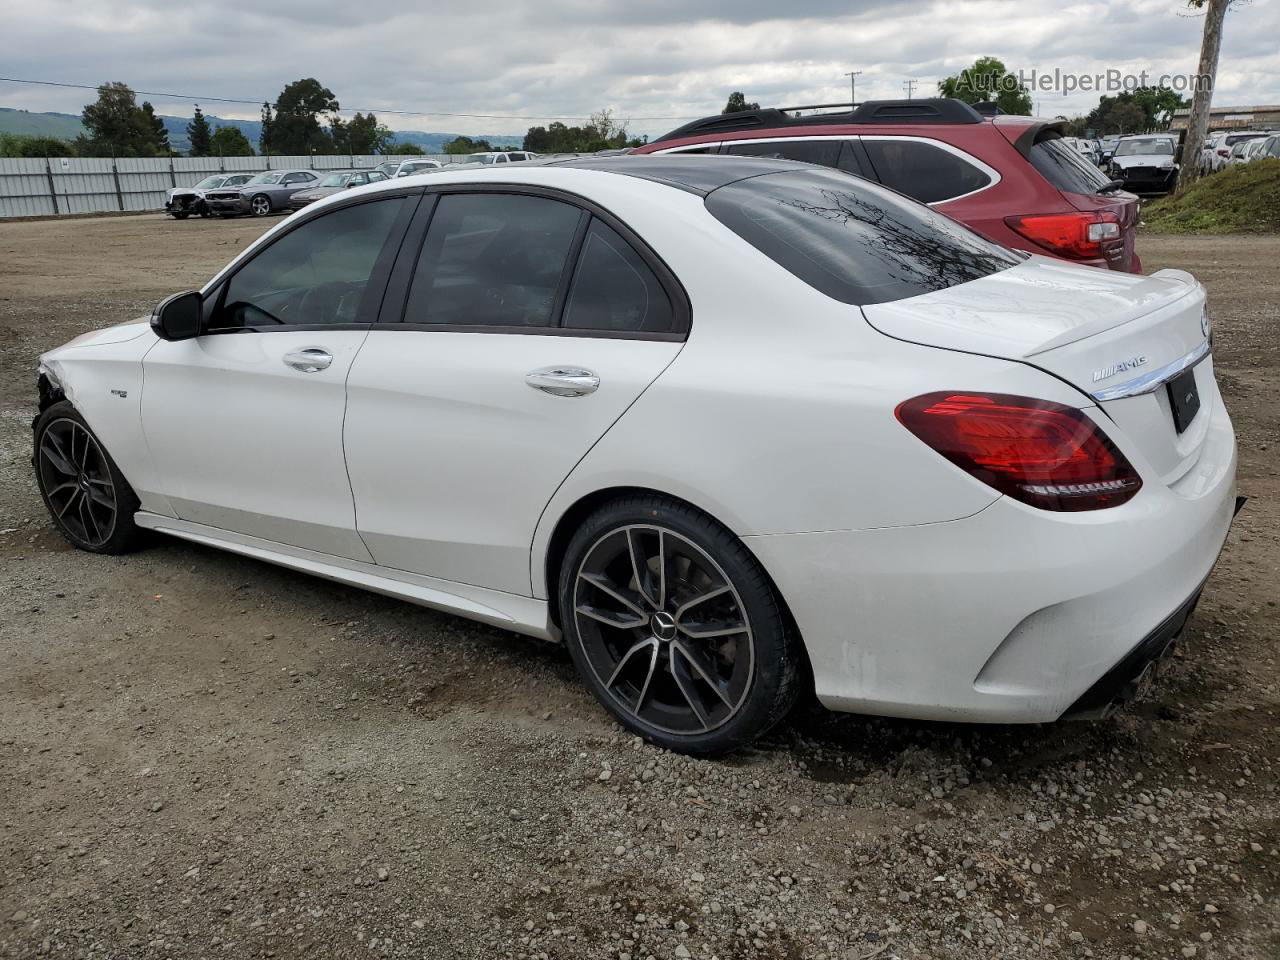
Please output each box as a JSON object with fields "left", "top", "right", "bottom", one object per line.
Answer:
{"left": 558, "top": 494, "right": 801, "bottom": 755}
{"left": 33, "top": 401, "right": 143, "bottom": 555}
{"left": 249, "top": 193, "right": 272, "bottom": 217}
{"left": 171, "top": 212, "right": 190, "bottom": 220}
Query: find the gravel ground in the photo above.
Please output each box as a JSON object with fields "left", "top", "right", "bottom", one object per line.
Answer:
{"left": 1, "top": 215, "right": 1277, "bottom": 960}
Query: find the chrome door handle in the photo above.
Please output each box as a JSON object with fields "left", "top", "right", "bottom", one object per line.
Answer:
{"left": 525, "top": 366, "right": 600, "bottom": 397}
{"left": 283, "top": 348, "right": 333, "bottom": 373}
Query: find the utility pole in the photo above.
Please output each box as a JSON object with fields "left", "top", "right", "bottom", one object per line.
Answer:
{"left": 903, "top": 79, "right": 918, "bottom": 100}
{"left": 844, "top": 70, "right": 863, "bottom": 105}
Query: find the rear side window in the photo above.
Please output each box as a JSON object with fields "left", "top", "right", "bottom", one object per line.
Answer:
{"left": 723, "top": 139, "right": 868, "bottom": 177}
{"left": 405, "top": 193, "right": 582, "bottom": 328}
{"left": 1029, "top": 136, "right": 1112, "bottom": 195}
{"left": 563, "top": 219, "right": 674, "bottom": 333}
{"left": 861, "top": 139, "right": 991, "bottom": 203}
{"left": 705, "top": 168, "right": 1021, "bottom": 306}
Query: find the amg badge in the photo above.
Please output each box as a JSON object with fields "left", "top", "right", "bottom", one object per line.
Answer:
{"left": 1092, "top": 356, "right": 1147, "bottom": 383}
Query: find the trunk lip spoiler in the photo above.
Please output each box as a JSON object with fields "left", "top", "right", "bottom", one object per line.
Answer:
{"left": 1090, "top": 339, "right": 1211, "bottom": 402}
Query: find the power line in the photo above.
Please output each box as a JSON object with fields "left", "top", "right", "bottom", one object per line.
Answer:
{"left": 0, "top": 75, "right": 703, "bottom": 123}
{"left": 903, "top": 79, "right": 919, "bottom": 100}
{"left": 843, "top": 70, "right": 862, "bottom": 105}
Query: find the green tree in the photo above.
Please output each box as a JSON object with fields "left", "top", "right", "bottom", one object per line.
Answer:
{"left": 388, "top": 141, "right": 425, "bottom": 155}
{"left": 1084, "top": 88, "right": 1182, "bottom": 135}
{"left": 187, "top": 104, "right": 212, "bottom": 156}
{"left": 210, "top": 125, "right": 253, "bottom": 156}
{"left": 331, "top": 112, "right": 391, "bottom": 154}
{"left": 937, "top": 56, "right": 1032, "bottom": 115}
{"left": 0, "top": 133, "right": 75, "bottom": 158}
{"left": 140, "top": 101, "right": 170, "bottom": 155}
{"left": 77, "top": 81, "right": 167, "bottom": 156}
{"left": 522, "top": 109, "right": 634, "bottom": 153}
{"left": 259, "top": 102, "right": 273, "bottom": 154}
{"left": 443, "top": 135, "right": 494, "bottom": 154}
{"left": 263, "top": 78, "right": 339, "bottom": 155}
{"left": 722, "top": 91, "right": 760, "bottom": 114}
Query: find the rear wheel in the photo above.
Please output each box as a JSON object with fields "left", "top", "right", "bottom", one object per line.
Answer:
{"left": 558, "top": 495, "right": 801, "bottom": 754}
{"left": 33, "top": 401, "right": 143, "bottom": 554}
{"left": 171, "top": 212, "right": 189, "bottom": 220}
{"left": 249, "top": 193, "right": 272, "bottom": 217}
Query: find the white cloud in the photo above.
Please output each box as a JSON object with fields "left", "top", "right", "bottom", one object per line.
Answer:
{"left": 0, "top": 0, "right": 1276, "bottom": 140}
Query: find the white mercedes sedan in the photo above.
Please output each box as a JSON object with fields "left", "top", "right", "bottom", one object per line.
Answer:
{"left": 33, "top": 157, "right": 1239, "bottom": 754}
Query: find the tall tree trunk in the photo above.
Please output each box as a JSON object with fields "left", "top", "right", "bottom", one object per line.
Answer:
{"left": 1176, "top": 0, "right": 1230, "bottom": 194}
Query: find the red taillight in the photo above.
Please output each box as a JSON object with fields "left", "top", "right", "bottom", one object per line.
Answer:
{"left": 895, "top": 392, "right": 1142, "bottom": 512}
{"left": 1217, "top": 148, "right": 1230, "bottom": 157}
{"left": 1004, "top": 212, "right": 1121, "bottom": 260}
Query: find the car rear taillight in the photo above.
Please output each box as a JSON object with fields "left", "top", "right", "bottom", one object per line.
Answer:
{"left": 1217, "top": 148, "right": 1230, "bottom": 157}
{"left": 895, "top": 392, "right": 1142, "bottom": 512}
{"left": 1004, "top": 212, "right": 1122, "bottom": 260}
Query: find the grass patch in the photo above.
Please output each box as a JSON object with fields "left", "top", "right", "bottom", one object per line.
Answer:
{"left": 1142, "top": 157, "right": 1280, "bottom": 234}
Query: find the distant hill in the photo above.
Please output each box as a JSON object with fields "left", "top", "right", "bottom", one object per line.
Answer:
{"left": 0, "top": 106, "right": 524, "bottom": 155}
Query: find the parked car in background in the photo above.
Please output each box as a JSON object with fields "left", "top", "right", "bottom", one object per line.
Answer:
{"left": 205, "top": 169, "right": 321, "bottom": 217}
{"left": 287, "top": 169, "right": 389, "bottom": 210}
{"left": 1202, "top": 132, "right": 1270, "bottom": 174}
{"left": 375, "top": 158, "right": 443, "bottom": 179}
{"left": 1098, "top": 135, "right": 1122, "bottom": 164}
{"left": 1234, "top": 136, "right": 1276, "bottom": 165}
{"left": 461, "top": 151, "right": 539, "bottom": 164}
{"left": 638, "top": 98, "right": 1145, "bottom": 272}
{"left": 1106, "top": 134, "right": 1178, "bottom": 194}
{"left": 165, "top": 173, "right": 253, "bottom": 219}
{"left": 1063, "top": 136, "right": 1099, "bottom": 165}
{"left": 1258, "top": 134, "right": 1280, "bottom": 160}
{"left": 33, "top": 155, "right": 1237, "bottom": 754}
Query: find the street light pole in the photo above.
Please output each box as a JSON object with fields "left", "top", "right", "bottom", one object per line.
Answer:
{"left": 844, "top": 70, "right": 863, "bottom": 106}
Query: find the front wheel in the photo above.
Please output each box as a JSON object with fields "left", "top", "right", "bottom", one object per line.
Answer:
{"left": 558, "top": 495, "right": 802, "bottom": 754}
{"left": 249, "top": 193, "right": 272, "bottom": 217}
{"left": 33, "top": 401, "right": 143, "bottom": 554}
{"left": 171, "top": 212, "right": 190, "bottom": 220}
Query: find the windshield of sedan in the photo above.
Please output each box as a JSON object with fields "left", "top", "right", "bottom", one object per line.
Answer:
{"left": 1114, "top": 138, "right": 1175, "bottom": 157}
{"left": 705, "top": 168, "right": 1022, "bottom": 307}
{"left": 320, "top": 172, "right": 358, "bottom": 187}
{"left": 246, "top": 172, "right": 285, "bottom": 185}
{"left": 194, "top": 176, "right": 224, "bottom": 189}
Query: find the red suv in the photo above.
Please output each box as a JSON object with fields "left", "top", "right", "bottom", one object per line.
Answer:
{"left": 636, "top": 98, "right": 1143, "bottom": 273}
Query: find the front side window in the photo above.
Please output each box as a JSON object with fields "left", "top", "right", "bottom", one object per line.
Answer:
{"left": 225, "top": 174, "right": 252, "bottom": 186}
{"left": 404, "top": 193, "right": 581, "bottom": 328}
{"left": 563, "top": 219, "right": 674, "bottom": 333}
{"left": 195, "top": 176, "right": 224, "bottom": 189}
{"left": 722, "top": 139, "right": 866, "bottom": 177}
{"left": 212, "top": 198, "right": 406, "bottom": 330}
{"left": 862, "top": 139, "right": 992, "bottom": 204}
{"left": 247, "top": 172, "right": 285, "bottom": 185}
{"left": 705, "top": 168, "right": 1021, "bottom": 307}
{"left": 282, "top": 172, "right": 316, "bottom": 184}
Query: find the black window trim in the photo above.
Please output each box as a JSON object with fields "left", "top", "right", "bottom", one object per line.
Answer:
{"left": 376, "top": 182, "right": 691, "bottom": 342}
{"left": 200, "top": 189, "right": 423, "bottom": 336}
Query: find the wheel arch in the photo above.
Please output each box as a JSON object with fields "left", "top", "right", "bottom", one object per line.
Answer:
{"left": 539, "top": 485, "right": 813, "bottom": 689}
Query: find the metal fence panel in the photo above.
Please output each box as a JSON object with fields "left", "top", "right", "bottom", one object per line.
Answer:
{"left": 1, "top": 153, "right": 568, "bottom": 217}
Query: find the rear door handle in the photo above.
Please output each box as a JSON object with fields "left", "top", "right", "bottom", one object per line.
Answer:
{"left": 525, "top": 366, "right": 600, "bottom": 397}
{"left": 283, "top": 348, "right": 333, "bottom": 373}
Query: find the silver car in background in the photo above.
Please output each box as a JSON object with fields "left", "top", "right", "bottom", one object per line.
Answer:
{"left": 165, "top": 173, "right": 253, "bottom": 219}
{"left": 204, "top": 169, "right": 322, "bottom": 217}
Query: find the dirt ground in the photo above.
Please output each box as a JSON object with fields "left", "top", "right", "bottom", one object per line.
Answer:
{"left": 1, "top": 214, "right": 1277, "bottom": 960}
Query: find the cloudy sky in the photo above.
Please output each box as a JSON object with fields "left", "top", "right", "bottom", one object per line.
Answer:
{"left": 1, "top": 0, "right": 1277, "bottom": 139}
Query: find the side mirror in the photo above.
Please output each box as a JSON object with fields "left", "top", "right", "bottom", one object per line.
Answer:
{"left": 151, "top": 290, "right": 203, "bottom": 341}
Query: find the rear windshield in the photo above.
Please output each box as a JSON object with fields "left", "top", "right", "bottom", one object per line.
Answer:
{"left": 705, "top": 168, "right": 1022, "bottom": 306}
{"left": 1028, "top": 135, "right": 1112, "bottom": 195}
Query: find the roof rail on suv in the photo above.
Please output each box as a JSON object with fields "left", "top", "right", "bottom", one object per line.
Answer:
{"left": 652, "top": 98, "right": 986, "bottom": 144}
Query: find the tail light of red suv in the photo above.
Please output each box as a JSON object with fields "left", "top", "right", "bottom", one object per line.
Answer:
{"left": 896, "top": 392, "right": 1142, "bottom": 511}
{"left": 1003, "top": 212, "right": 1121, "bottom": 262}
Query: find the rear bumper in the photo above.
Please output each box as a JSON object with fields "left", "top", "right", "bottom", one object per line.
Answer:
{"left": 747, "top": 393, "right": 1238, "bottom": 724}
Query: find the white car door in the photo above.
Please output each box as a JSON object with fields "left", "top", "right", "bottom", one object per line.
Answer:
{"left": 343, "top": 189, "right": 686, "bottom": 595}
{"left": 142, "top": 193, "right": 417, "bottom": 559}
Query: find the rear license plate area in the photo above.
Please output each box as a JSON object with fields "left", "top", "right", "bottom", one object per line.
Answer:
{"left": 1167, "top": 368, "right": 1200, "bottom": 433}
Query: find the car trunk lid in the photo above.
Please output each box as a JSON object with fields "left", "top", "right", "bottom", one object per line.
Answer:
{"left": 862, "top": 255, "right": 1212, "bottom": 485}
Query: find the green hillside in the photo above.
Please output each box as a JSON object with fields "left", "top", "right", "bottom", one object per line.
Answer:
{"left": 1143, "top": 158, "right": 1280, "bottom": 234}
{"left": 0, "top": 108, "right": 85, "bottom": 140}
